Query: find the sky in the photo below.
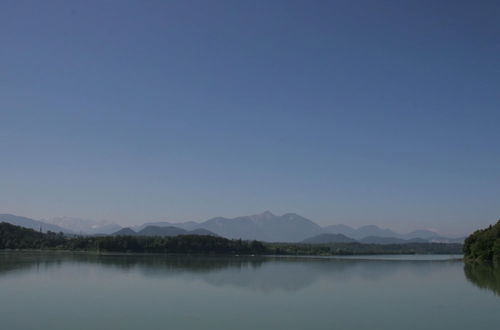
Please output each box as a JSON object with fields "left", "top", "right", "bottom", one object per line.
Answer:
{"left": 1, "top": 0, "right": 499, "bottom": 236}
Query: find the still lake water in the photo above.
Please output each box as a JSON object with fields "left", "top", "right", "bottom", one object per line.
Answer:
{"left": 0, "top": 252, "right": 499, "bottom": 330}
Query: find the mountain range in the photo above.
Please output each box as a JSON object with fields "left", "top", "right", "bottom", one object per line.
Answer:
{"left": 44, "top": 216, "right": 121, "bottom": 235}
{"left": 302, "top": 233, "right": 357, "bottom": 244}
{"left": 0, "top": 214, "right": 71, "bottom": 234}
{"left": 113, "top": 226, "right": 218, "bottom": 237}
{"left": 0, "top": 212, "right": 465, "bottom": 243}
{"left": 301, "top": 234, "right": 430, "bottom": 245}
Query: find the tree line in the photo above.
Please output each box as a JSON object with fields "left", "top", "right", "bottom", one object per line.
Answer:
{"left": 0, "top": 222, "right": 267, "bottom": 254}
{"left": 0, "top": 222, "right": 463, "bottom": 255}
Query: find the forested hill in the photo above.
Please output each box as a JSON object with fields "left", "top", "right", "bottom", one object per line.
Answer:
{"left": 0, "top": 222, "right": 463, "bottom": 255}
{"left": 0, "top": 222, "right": 267, "bottom": 254}
{"left": 464, "top": 220, "right": 500, "bottom": 263}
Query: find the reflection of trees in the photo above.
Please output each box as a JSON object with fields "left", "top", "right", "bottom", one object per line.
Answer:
{"left": 0, "top": 252, "right": 267, "bottom": 275}
{"left": 464, "top": 263, "right": 500, "bottom": 296}
{"left": 0, "top": 252, "right": 465, "bottom": 292}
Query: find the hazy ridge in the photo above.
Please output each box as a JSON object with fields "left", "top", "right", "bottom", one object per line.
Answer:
{"left": 0, "top": 212, "right": 465, "bottom": 244}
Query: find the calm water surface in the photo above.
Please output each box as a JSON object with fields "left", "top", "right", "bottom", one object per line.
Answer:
{"left": 0, "top": 252, "right": 499, "bottom": 330}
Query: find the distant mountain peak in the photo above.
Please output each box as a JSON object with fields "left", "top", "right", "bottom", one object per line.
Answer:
{"left": 302, "top": 233, "right": 357, "bottom": 244}
{"left": 249, "top": 211, "right": 278, "bottom": 223}
{"left": 358, "top": 224, "right": 383, "bottom": 230}
{"left": 258, "top": 211, "right": 276, "bottom": 217}
{"left": 113, "top": 227, "right": 137, "bottom": 236}
{"left": 334, "top": 224, "right": 354, "bottom": 229}
{"left": 194, "top": 211, "right": 323, "bottom": 242}
{"left": 113, "top": 225, "right": 218, "bottom": 237}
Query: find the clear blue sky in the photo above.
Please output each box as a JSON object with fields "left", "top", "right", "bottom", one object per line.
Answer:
{"left": 1, "top": 0, "right": 499, "bottom": 235}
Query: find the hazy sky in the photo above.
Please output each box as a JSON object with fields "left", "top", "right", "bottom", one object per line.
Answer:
{"left": 1, "top": 0, "right": 499, "bottom": 235}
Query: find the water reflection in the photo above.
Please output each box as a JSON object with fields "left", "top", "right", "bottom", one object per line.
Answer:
{"left": 0, "top": 252, "right": 463, "bottom": 292}
{"left": 464, "top": 263, "right": 500, "bottom": 296}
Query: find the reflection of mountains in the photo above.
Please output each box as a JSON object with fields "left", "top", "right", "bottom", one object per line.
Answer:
{"left": 0, "top": 252, "right": 460, "bottom": 292}
{"left": 464, "top": 263, "right": 500, "bottom": 296}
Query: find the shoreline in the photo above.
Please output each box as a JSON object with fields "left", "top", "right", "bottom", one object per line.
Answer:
{"left": 0, "top": 249, "right": 464, "bottom": 261}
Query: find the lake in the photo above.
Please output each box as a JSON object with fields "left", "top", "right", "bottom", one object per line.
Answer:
{"left": 0, "top": 252, "right": 499, "bottom": 330}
